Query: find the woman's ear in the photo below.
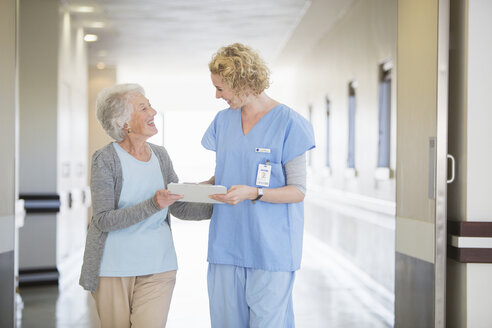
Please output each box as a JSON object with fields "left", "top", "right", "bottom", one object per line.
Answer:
{"left": 123, "top": 122, "right": 131, "bottom": 134}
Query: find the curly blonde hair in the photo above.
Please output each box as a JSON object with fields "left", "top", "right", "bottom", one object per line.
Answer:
{"left": 209, "top": 43, "right": 270, "bottom": 96}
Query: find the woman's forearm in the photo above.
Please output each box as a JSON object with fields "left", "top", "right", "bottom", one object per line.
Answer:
{"left": 92, "top": 197, "right": 161, "bottom": 232}
{"left": 90, "top": 155, "right": 162, "bottom": 232}
{"left": 169, "top": 201, "right": 213, "bottom": 221}
{"left": 257, "top": 185, "right": 305, "bottom": 203}
{"left": 211, "top": 184, "right": 304, "bottom": 205}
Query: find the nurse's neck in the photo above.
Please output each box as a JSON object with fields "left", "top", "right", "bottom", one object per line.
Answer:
{"left": 241, "top": 92, "right": 280, "bottom": 116}
{"left": 241, "top": 93, "right": 280, "bottom": 135}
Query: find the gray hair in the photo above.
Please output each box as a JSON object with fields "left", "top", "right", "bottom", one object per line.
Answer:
{"left": 95, "top": 83, "right": 145, "bottom": 141}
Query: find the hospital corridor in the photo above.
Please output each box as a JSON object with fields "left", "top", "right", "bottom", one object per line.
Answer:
{"left": 1, "top": 0, "right": 492, "bottom": 327}
{"left": 17, "top": 219, "right": 392, "bottom": 328}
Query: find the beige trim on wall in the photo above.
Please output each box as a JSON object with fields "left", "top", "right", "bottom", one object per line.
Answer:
{"left": 396, "top": 216, "right": 435, "bottom": 264}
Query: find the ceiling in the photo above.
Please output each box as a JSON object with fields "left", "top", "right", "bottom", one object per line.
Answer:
{"left": 67, "top": 0, "right": 312, "bottom": 69}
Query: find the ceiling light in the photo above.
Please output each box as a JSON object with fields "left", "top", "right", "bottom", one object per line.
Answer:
{"left": 88, "top": 22, "right": 105, "bottom": 28}
{"left": 71, "top": 6, "right": 95, "bottom": 13}
{"left": 96, "top": 62, "right": 106, "bottom": 70}
{"left": 84, "top": 34, "right": 98, "bottom": 42}
{"left": 98, "top": 50, "right": 108, "bottom": 57}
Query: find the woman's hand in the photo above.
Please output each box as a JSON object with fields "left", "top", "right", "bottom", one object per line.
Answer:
{"left": 199, "top": 176, "right": 215, "bottom": 185}
{"left": 154, "top": 189, "right": 184, "bottom": 209}
{"left": 209, "top": 185, "right": 257, "bottom": 205}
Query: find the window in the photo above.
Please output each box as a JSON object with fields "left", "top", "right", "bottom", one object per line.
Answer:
{"left": 347, "top": 82, "right": 356, "bottom": 169}
{"left": 377, "top": 62, "right": 392, "bottom": 168}
{"left": 325, "top": 96, "right": 331, "bottom": 168}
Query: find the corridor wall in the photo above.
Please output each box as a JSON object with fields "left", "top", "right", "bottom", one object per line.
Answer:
{"left": 0, "top": 0, "right": 17, "bottom": 325}
{"left": 88, "top": 65, "right": 116, "bottom": 169}
{"left": 447, "top": 0, "right": 492, "bottom": 326}
{"left": 270, "top": 0, "right": 397, "bottom": 320}
{"left": 18, "top": 0, "right": 89, "bottom": 287}
{"left": 87, "top": 65, "right": 116, "bottom": 225}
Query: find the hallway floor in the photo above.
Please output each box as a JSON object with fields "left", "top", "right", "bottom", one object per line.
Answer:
{"left": 19, "top": 220, "right": 392, "bottom": 328}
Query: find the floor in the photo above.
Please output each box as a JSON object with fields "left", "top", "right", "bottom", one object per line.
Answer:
{"left": 18, "top": 219, "right": 392, "bottom": 328}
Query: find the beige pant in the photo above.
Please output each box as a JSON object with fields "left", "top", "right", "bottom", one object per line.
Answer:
{"left": 92, "top": 270, "right": 177, "bottom": 328}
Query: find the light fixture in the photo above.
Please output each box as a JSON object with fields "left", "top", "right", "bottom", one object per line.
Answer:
{"left": 97, "top": 50, "right": 108, "bottom": 57}
{"left": 71, "top": 6, "right": 95, "bottom": 13}
{"left": 96, "top": 62, "right": 106, "bottom": 70}
{"left": 88, "top": 22, "right": 105, "bottom": 28}
{"left": 83, "top": 34, "right": 98, "bottom": 42}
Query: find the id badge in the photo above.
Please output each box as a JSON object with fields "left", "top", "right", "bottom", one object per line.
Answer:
{"left": 256, "top": 162, "right": 271, "bottom": 187}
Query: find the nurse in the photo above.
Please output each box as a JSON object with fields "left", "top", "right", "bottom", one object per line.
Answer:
{"left": 202, "top": 43, "right": 315, "bottom": 327}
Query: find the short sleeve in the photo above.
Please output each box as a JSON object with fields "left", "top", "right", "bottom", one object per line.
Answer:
{"left": 201, "top": 113, "right": 218, "bottom": 152}
{"left": 282, "top": 112, "right": 315, "bottom": 164}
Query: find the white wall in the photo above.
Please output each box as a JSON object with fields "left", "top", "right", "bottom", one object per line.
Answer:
{"left": 270, "top": 0, "right": 397, "bottom": 301}
{"left": 56, "top": 8, "right": 90, "bottom": 288}
{"left": 272, "top": 0, "right": 397, "bottom": 201}
{"left": 465, "top": 4, "right": 492, "bottom": 325}
{"left": 58, "top": 11, "right": 89, "bottom": 195}
{"left": 467, "top": 0, "right": 492, "bottom": 220}
{"left": 447, "top": 1, "right": 492, "bottom": 327}
{"left": 18, "top": 0, "right": 90, "bottom": 286}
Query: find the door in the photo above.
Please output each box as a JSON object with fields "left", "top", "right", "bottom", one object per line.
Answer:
{"left": 395, "top": 0, "right": 449, "bottom": 327}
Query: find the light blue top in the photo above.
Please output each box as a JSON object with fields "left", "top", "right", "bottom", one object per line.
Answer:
{"left": 99, "top": 143, "right": 178, "bottom": 277}
{"left": 201, "top": 104, "right": 315, "bottom": 272}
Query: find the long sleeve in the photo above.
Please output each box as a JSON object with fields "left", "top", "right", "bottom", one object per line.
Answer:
{"left": 169, "top": 201, "right": 213, "bottom": 220}
{"left": 90, "top": 150, "right": 162, "bottom": 232}
{"left": 162, "top": 148, "right": 213, "bottom": 220}
{"left": 285, "top": 153, "right": 307, "bottom": 195}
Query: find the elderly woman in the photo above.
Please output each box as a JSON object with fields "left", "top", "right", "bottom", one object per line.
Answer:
{"left": 202, "top": 43, "right": 315, "bottom": 327}
{"left": 79, "top": 83, "right": 211, "bottom": 328}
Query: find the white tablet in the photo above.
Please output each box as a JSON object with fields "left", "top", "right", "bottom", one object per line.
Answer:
{"left": 167, "top": 183, "right": 227, "bottom": 204}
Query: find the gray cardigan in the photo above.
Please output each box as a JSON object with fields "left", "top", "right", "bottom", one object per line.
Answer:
{"left": 79, "top": 142, "right": 212, "bottom": 292}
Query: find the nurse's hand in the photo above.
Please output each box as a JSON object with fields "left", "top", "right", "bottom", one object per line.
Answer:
{"left": 209, "top": 185, "right": 257, "bottom": 205}
{"left": 154, "top": 189, "right": 184, "bottom": 209}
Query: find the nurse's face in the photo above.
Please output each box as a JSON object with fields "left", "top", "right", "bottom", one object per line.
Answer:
{"left": 211, "top": 73, "right": 242, "bottom": 109}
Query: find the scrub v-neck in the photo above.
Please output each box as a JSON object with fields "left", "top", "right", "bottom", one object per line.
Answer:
{"left": 239, "top": 104, "right": 281, "bottom": 137}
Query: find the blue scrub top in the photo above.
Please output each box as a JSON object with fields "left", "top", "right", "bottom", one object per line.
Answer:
{"left": 202, "top": 104, "right": 315, "bottom": 272}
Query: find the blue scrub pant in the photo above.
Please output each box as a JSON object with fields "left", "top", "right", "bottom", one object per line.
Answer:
{"left": 207, "top": 263, "right": 296, "bottom": 328}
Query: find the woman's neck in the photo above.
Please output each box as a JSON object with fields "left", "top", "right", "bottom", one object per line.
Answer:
{"left": 240, "top": 92, "right": 280, "bottom": 135}
{"left": 241, "top": 92, "right": 279, "bottom": 116}
{"left": 118, "top": 136, "right": 150, "bottom": 161}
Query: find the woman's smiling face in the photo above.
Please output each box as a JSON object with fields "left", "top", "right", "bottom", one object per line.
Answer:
{"left": 211, "top": 73, "right": 243, "bottom": 109}
{"left": 127, "top": 93, "right": 158, "bottom": 138}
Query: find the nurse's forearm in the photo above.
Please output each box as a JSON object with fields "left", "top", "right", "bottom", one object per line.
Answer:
{"left": 254, "top": 185, "right": 305, "bottom": 204}
{"left": 259, "top": 154, "right": 307, "bottom": 203}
